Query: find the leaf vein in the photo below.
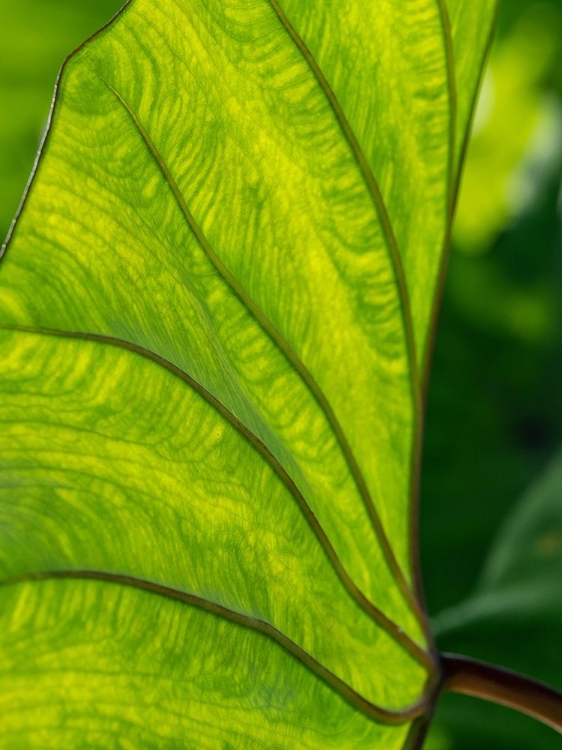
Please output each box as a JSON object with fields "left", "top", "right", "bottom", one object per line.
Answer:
{"left": 1, "top": 323, "right": 433, "bottom": 671}
{"left": 0, "top": 569, "right": 429, "bottom": 725}
{"left": 91, "top": 68, "right": 424, "bottom": 626}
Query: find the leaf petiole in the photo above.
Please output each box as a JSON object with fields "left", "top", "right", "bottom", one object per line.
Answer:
{"left": 440, "top": 653, "right": 562, "bottom": 734}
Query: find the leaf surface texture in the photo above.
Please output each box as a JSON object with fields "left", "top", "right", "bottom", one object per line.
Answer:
{"left": 0, "top": 0, "right": 496, "bottom": 746}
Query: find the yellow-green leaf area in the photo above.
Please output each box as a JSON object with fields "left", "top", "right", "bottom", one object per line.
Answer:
{"left": 0, "top": 0, "right": 498, "bottom": 746}
{"left": 0, "top": 579, "right": 415, "bottom": 749}
{"left": 0, "top": 0, "right": 419, "bottom": 616}
{"left": 0, "top": 328, "right": 427, "bottom": 711}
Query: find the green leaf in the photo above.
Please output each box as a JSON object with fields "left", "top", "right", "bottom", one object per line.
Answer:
{"left": 0, "top": 1, "right": 496, "bottom": 746}
{"left": 431, "top": 450, "right": 562, "bottom": 749}
{"left": 0, "top": 0, "right": 123, "bottom": 237}
{"left": 0, "top": 578, "right": 417, "bottom": 748}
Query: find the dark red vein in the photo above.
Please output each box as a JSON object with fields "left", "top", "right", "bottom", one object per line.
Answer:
{"left": 92, "top": 70, "right": 425, "bottom": 629}
{"left": 1, "top": 322, "right": 434, "bottom": 670}
{"left": 421, "top": 5, "right": 498, "bottom": 397}
{"left": 266, "top": 0, "right": 425, "bottom": 620}
{"left": 420, "top": 0, "right": 458, "bottom": 393}
{"left": 0, "top": 569, "right": 429, "bottom": 725}
{"left": 407, "top": 0, "right": 458, "bottom": 655}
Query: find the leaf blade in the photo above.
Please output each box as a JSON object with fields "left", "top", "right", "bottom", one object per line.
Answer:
{"left": 0, "top": 578, "right": 417, "bottom": 749}
{"left": 0, "top": 0, "right": 421, "bottom": 631}
{"left": 0, "top": 0, "right": 498, "bottom": 745}
{"left": 0, "top": 327, "right": 429, "bottom": 711}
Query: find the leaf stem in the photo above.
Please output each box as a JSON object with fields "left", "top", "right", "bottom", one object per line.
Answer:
{"left": 440, "top": 653, "right": 562, "bottom": 734}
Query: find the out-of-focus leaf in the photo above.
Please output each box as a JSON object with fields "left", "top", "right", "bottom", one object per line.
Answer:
{"left": 428, "top": 450, "right": 562, "bottom": 749}
{"left": 434, "top": 449, "right": 562, "bottom": 674}
{"left": 0, "top": 0, "right": 496, "bottom": 746}
{"left": 421, "top": 170, "right": 562, "bottom": 607}
{"left": 421, "top": 6, "right": 562, "bottom": 742}
{"left": 421, "top": 68, "right": 562, "bottom": 619}
{"left": 454, "top": 3, "right": 562, "bottom": 252}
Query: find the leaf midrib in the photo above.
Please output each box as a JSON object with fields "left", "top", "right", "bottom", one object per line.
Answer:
{"left": 265, "top": 0, "right": 431, "bottom": 626}
{"left": 408, "top": 0, "right": 458, "bottom": 618}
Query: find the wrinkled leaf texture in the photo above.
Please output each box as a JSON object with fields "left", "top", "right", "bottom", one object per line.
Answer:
{"left": 0, "top": 1, "right": 496, "bottom": 747}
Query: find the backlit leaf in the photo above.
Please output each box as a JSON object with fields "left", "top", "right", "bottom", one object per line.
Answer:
{"left": 0, "top": 0, "right": 123, "bottom": 236}
{"left": 0, "top": 1, "right": 496, "bottom": 746}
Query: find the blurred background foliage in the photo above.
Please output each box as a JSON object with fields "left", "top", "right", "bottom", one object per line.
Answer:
{"left": 423, "top": 0, "right": 562, "bottom": 747}
{"left": 0, "top": 1, "right": 561, "bottom": 748}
